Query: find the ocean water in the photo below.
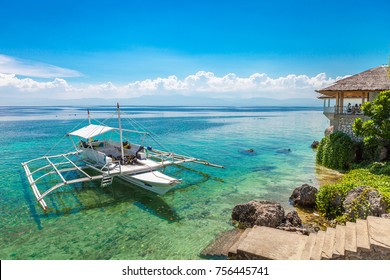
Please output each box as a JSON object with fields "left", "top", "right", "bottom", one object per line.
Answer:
{"left": 0, "top": 106, "right": 329, "bottom": 259}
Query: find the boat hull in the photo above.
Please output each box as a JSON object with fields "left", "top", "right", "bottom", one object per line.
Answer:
{"left": 119, "top": 171, "right": 180, "bottom": 195}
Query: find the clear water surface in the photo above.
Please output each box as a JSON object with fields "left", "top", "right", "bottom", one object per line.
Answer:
{"left": 0, "top": 106, "right": 329, "bottom": 259}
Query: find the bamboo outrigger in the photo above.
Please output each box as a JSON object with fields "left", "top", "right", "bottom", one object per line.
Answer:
{"left": 22, "top": 104, "right": 224, "bottom": 210}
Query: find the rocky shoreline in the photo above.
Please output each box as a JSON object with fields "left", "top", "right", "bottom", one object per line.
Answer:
{"left": 232, "top": 182, "right": 388, "bottom": 233}
{"left": 202, "top": 181, "right": 390, "bottom": 259}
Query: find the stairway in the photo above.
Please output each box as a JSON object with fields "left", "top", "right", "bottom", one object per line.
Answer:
{"left": 228, "top": 216, "right": 390, "bottom": 260}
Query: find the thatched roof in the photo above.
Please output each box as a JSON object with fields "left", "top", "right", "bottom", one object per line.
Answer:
{"left": 317, "top": 65, "right": 390, "bottom": 96}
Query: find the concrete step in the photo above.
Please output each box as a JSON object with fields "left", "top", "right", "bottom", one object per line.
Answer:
{"left": 356, "top": 219, "right": 370, "bottom": 253}
{"left": 300, "top": 233, "right": 317, "bottom": 260}
{"left": 345, "top": 222, "right": 357, "bottom": 258}
{"left": 227, "top": 228, "right": 252, "bottom": 258}
{"left": 201, "top": 228, "right": 245, "bottom": 258}
{"left": 225, "top": 217, "right": 390, "bottom": 261}
{"left": 367, "top": 216, "right": 390, "bottom": 257}
{"left": 235, "top": 226, "right": 308, "bottom": 260}
{"left": 332, "top": 225, "right": 346, "bottom": 259}
{"left": 321, "top": 227, "right": 336, "bottom": 260}
{"left": 310, "top": 230, "right": 325, "bottom": 260}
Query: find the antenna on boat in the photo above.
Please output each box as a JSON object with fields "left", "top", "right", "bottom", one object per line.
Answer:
{"left": 117, "top": 102, "right": 125, "bottom": 164}
{"left": 87, "top": 109, "right": 91, "bottom": 125}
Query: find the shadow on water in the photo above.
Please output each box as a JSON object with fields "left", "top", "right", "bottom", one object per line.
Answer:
{"left": 19, "top": 170, "right": 43, "bottom": 230}
{"left": 20, "top": 164, "right": 225, "bottom": 226}
{"left": 24, "top": 178, "right": 181, "bottom": 224}
{"left": 111, "top": 181, "right": 181, "bottom": 222}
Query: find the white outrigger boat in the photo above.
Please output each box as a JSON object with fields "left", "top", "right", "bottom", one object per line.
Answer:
{"left": 22, "top": 104, "right": 223, "bottom": 210}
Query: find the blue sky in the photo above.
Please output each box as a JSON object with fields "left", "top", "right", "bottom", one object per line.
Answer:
{"left": 0, "top": 0, "right": 389, "bottom": 104}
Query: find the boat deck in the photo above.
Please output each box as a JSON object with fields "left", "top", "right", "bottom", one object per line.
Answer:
{"left": 105, "top": 158, "right": 164, "bottom": 176}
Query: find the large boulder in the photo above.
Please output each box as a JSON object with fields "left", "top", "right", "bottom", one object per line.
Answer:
{"left": 289, "top": 184, "right": 318, "bottom": 208}
{"left": 232, "top": 200, "right": 285, "bottom": 229}
{"left": 311, "top": 141, "right": 320, "bottom": 148}
{"left": 343, "top": 186, "right": 388, "bottom": 219}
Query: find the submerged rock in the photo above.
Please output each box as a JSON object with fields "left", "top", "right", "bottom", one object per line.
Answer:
{"left": 232, "top": 200, "right": 285, "bottom": 229}
{"left": 251, "top": 166, "right": 276, "bottom": 172}
{"left": 276, "top": 148, "right": 292, "bottom": 154}
{"left": 289, "top": 184, "right": 318, "bottom": 208}
{"left": 343, "top": 186, "right": 388, "bottom": 219}
{"left": 240, "top": 149, "right": 257, "bottom": 156}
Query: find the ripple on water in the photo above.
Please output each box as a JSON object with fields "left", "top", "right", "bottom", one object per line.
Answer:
{"left": 0, "top": 108, "right": 329, "bottom": 259}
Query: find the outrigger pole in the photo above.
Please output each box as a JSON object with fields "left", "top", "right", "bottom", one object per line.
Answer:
{"left": 117, "top": 103, "right": 125, "bottom": 164}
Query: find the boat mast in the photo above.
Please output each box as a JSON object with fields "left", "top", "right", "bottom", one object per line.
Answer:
{"left": 87, "top": 109, "right": 91, "bottom": 124}
{"left": 117, "top": 103, "right": 125, "bottom": 164}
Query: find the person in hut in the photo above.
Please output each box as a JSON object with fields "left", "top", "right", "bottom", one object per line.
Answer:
{"left": 346, "top": 103, "right": 352, "bottom": 113}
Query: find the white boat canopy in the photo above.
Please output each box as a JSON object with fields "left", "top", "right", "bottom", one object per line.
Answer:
{"left": 68, "top": 124, "right": 115, "bottom": 139}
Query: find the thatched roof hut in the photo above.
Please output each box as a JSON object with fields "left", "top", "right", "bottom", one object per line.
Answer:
{"left": 316, "top": 65, "right": 389, "bottom": 138}
{"left": 316, "top": 65, "right": 390, "bottom": 97}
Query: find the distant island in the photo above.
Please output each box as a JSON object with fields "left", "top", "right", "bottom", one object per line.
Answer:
{"left": 0, "top": 95, "right": 323, "bottom": 107}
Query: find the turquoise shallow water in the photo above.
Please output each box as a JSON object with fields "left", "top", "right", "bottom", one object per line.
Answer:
{"left": 0, "top": 106, "right": 328, "bottom": 259}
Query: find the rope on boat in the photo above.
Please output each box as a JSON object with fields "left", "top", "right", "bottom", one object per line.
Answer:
{"left": 85, "top": 109, "right": 193, "bottom": 161}
{"left": 122, "top": 112, "right": 194, "bottom": 158}
{"left": 44, "top": 118, "right": 88, "bottom": 157}
{"left": 93, "top": 111, "right": 117, "bottom": 127}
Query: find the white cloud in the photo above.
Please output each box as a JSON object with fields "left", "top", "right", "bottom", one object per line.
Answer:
{"left": 0, "top": 54, "right": 81, "bottom": 78}
{"left": 0, "top": 70, "right": 341, "bottom": 102}
{"left": 0, "top": 73, "right": 71, "bottom": 91}
{"left": 124, "top": 71, "right": 339, "bottom": 98}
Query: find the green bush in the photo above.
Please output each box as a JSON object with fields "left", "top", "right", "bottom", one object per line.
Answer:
{"left": 316, "top": 169, "right": 390, "bottom": 219}
{"left": 367, "top": 161, "right": 390, "bottom": 175}
{"left": 352, "top": 161, "right": 390, "bottom": 176}
{"left": 316, "top": 132, "right": 355, "bottom": 170}
{"left": 359, "top": 138, "right": 389, "bottom": 162}
{"left": 316, "top": 182, "right": 352, "bottom": 218}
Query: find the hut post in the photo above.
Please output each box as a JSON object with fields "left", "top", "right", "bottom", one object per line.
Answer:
{"left": 335, "top": 92, "right": 340, "bottom": 114}
{"left": 361, "top": 92, "right": 367, "bottom": 105}
{"left": 340, "top": 92, "right": 344, "bottom": 113}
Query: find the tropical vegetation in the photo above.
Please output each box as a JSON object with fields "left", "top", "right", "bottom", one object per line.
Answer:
{"left": 315, "top": 90, "right": 390, "bottom": 221}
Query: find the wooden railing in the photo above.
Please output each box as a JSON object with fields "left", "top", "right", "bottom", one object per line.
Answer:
{"left": 323, "top": 106, "right": 364, "bottom": 115}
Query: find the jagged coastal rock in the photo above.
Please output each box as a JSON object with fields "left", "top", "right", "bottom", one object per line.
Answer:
{"left": 289, "top": 184, "right": 318, "bottom": 208}
{"left": 281, "top": 210, "right": 302, "bottom": 227}
{"left": 343, "top": 186, "right": 388, "bottom": 219}
{"left": 311, "top": 141, "right": 319, "bottom": 148}
{"left": 232, "top": 200, "right": 313, "bottom": 236}
{"left": 232, "top": 200, "right": 285, "bottom": 229}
